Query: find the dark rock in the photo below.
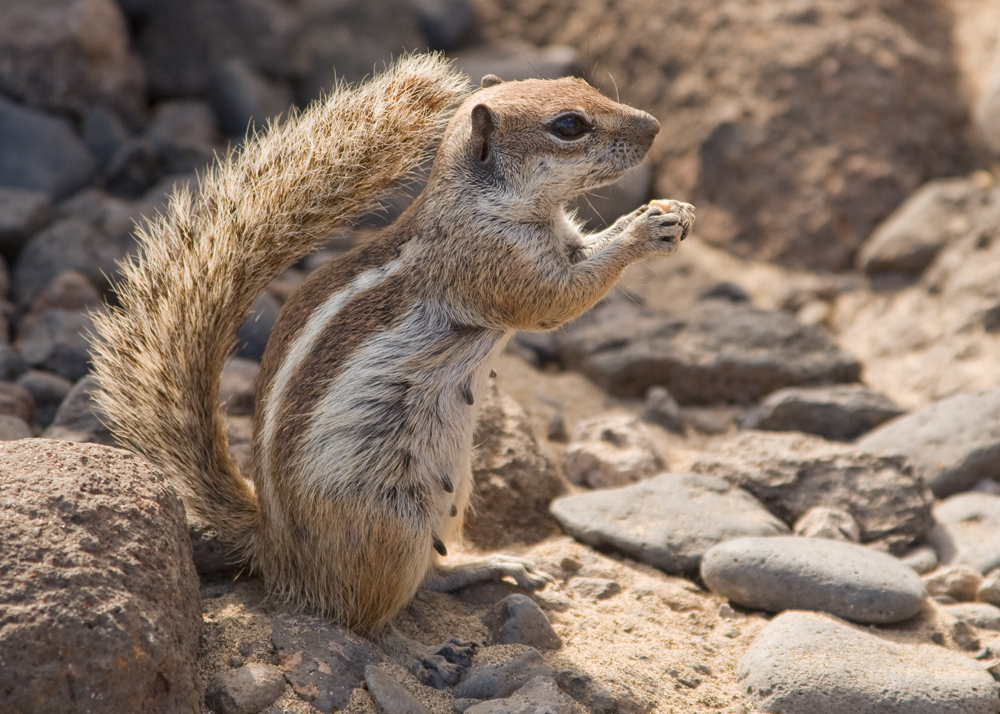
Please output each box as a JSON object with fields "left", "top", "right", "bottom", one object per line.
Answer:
{"left": 363, "top": 665, "right": 431, "bottom": 714}
{"left": 546, "top": 413, "right": 568, "bottom": 442}
{"left": 742, "top": 383, "right": 905, "bottom": 441}
{"left": 563, "top": 411, "right": 663, "bottom": 489}
{"left": 271, "top": 613, "right": 384, "bottom": 713}
{"left": 737, "top": 611, "right": 999, "bottom": 714}
{"left": 208, "top": 58, "right": 294, "bottom": 137}
{"left": 146, "top": 101, "right": 220, "bottom": 176}
{"left": 0, "top": 439, "right": 201, "bottom": 713}
{"left": 570, "top": 163, "right": 654, "bottom": 230}
{"left": 550, "top": 472, "right": 788, "bottom": 576}
{"left": 15, "top": 308, "right": 95, "bottom": 382}
{"left": 558, "top": 299, "right": 860, "bottom": 403}
{"left": 467, "top": 383, "right": 564, "bottom": 549}
{"left": 701, "top": 536, "right": 927, "bottom": 624}
{"left": 82, "top": 104, "right": 132, "bottom": 168}
{"left": 0, "top": 414, "right": 32, "bottom": 441}
{"left": 0, "top": 188, "right": 51, "bottom": 260}
{"left": 927, "top": 494, "right": 1000, "bottom": 574}
{"left": 642, "top": 385, "right": 684, "bottom": 434}
{"left": 0, "top": 97, "right": 98, "bottom": 199}
{"left": 979, "top": 570, "right": 1000, "bottom": 608}
{"left": 464, "top": 676, "right": 573, "bottom": 714}
{"left": 691, "top": 431, "right": 934, "bottom": 554}
{"left": 699, "top": 281, "right": 752, "bottom": 303}
{"left": 43, "top": 375, "right": 116, "bottom": 446}
{"left": 0, "top": 381, "right": 34, "bottom": 424}
{"left": 0, "top": 0, "right": 144, "bottom": 119}
{"left": 486, "top": 594, "right": 561, "bottom": 650}
{"left": 453, "top": 647, "right": 556, "bottom": 701}
{"left": 205, "top": 663, "right": 286, "bottom": 714}
{"left": 858, "top": 388, "right": 1000, "bottom": 497}
{"left": 220, "top": 357, "right": 260, "bottom": 417}
{"left": 0, "top": 345, "right": 28, "bottom": 381}
{"left": 236, "top": 290, "right": 281, "bottom": 362}
{"left": 857, "top": 178, "right": 989, "bottom": 280}
{"left": 411, "top": 0, "right": 477, "bottom": 51}
{"left": 453, "top": 41, "right": 583, "bottom": 87}
{"left": 189, "top": 520, "right": 244, "bottom": 578}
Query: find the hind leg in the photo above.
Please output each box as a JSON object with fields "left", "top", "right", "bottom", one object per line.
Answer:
{"left": 378, "top": 625, "right": 478, "bottom": 689}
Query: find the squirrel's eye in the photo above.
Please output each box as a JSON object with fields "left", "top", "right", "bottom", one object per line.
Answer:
{"left": 549, "top": 113, "right": 591, "bottom": 140}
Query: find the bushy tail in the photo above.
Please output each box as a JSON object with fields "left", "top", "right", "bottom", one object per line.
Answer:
{"left": 91, "top": 54, "right": 468, "bottom": 548}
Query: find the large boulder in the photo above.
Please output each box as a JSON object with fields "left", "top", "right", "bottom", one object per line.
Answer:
{"left": 0, "top": 439, "right": 202, "bottom": 713}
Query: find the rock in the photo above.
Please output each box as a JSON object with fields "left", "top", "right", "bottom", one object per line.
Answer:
{"left": 467, "top": 383, "right": 564, "bottom": 549}
{"left": 924, "top": 565, "right": 985, "bottom": 602}
{"left": 691, "top": 431, "right": 934, "bottom": 554}
{"left": 411, "top": 0, "right": 477, "bottom": 51}
{"left": 453, "top": 647, "right": 556, "bottom": 701}
{"left": 236, "top": 290, "right": 281, "bottom": 362}
{"left": 901, "top": 545, "right": 939, "bottom": 575}
{"left": 207, "top": 58, "right": 293, "bottom": 138}
{"left": 28, "top": 270, "right": 102, "bottom": 313}
{"left": 0, "top": 439, "right": 201, "bottom": 713}
{"left": 82, "top": 104, "right": 131, "bottom": 168}
{"left": 205, "top": 663, "right": 287, "bottom": 714}
{"left": 0, "top": 381, "right": 34, "bottom": 424}
{"left": 0, "top": 97, "right": 98, "bottom": 199}
{"left": 363, "top": 665, "right": 431, "bottom": 714}
{"left": 0, "top": 0, "right": 144, "bottom": 119}
{"left": 700, "top": 282, "right": 753, "bottom": 303}
{"left": 146, "top": 100, "right": 220, "bottom": 176}
{"left": 555, "top": 670, "right": 650, "bottom": 714}
{"left": 563, "top": 411, "right": 663, "bottom": 488}
{"left": 486, "top": 594, "right": 561, "bottom": 650}
{"left": 0, "top": 345, "right": 28, "bottom": 381}
{"left": 14, "top": 371, "right": 71, "bottom": 428}
{"left": 701, "top": 536, "right": 927, "bottom": 624}
{"left": 571, "top": 163, "right": 655, "bottom": 230}
{"left": 550, "top": 472, "right": 788, "bottom": 576}
{"left": 857, "top": 178, "right": 989, "bottom": 281}
{"left": 189, "top": 520, "right": 243, "bottom": 579}
{"left": 453, "top": 41, "right": 583, "bottom": 87}
{"left": 43, "top": 375, "right": 116, "bottom": 446}
{"left": 271, "top": 612, "right": 384, "bottom": 712}
{"left": 927, "top": 493, "right": 1000, "bottom": 574}
{"left": 220, "top": 357, "right": 260, "bottom": 417}
{"left": 737, "top": 611, "right": 1000, "bottom": 714}
{"left": 742, "top": 383, "right": 904, "bottom": 441}
{"left": 15, "top": 308, "right": 96, "bottom": 382}
{"left": 793, "top": 506, "right": 861, "bottom": 542}
{"left": 568, "top": 577, "right": 622, "bottom": 601}
{"left": 980, "top": 570, "right": 1000, "bottom": 608}
{"left": 858, "top": 388, "right": 1000, "bottom": 497}
{"left": 977, "top": 45, "right": 1000, "bottom": 155}
{"left": 642, "top": 385, "right": 684, "bottom": 434}
{"left": 0, "top": 188, "right": 51, "bottom": 260}
{"left": 464, "top": 676, "right": 574, "bottom": 714}
{"left": 0, "top": 414, "right": 32, "bottom": 441}
{"left": 945, "top": 603, "right": 1000, "bottom": 632}
{"left": 546, "top": 413, "right": 568, "bottom": 442}
{"left": 559, "top": 300, "right": 860, "bottom": 402}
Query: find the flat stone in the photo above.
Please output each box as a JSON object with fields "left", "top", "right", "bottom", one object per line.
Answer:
{"left": 550, "top": 472, "right": 788, "bottom": 576}
{"left": 363, "top": 665, "right": 431, "bottom": 714}
{"left": 465, "top": 676, "right": 574, "bottom": 714}
{"left": 557, "top": 299, "right": 860, "bottom": 403}
{"left": 742, "top": 383, "right": 904, "bottom": 441}
{"left": 453, "top": 647, "right": 555, "bottom": 701}
{"left": 563, "top": 411, "right": 664, "bottom": 489}
{"left": 486, "top": 594, "right": 561, "bottom": 650}
{"left": 701, "top": 536, "right": 927, "bottom": 624}
{"left": 738, "top": 611, "right": 1000, "bottom": 714}
{"left": 927, "top": 493, "right": 1000, "bottom": 573}
{"left": 0, "top": 439, "right": 202, "bottom": 712}
{"left": 271, "top": 613, "right": 384, "bottom": 713}
{"left": 858, "top": 388, "right": 1000, "bottom": 497}
{"left": 205, "top": 663, "right": 286, "bottom": 714}
{"left": 692, "top": 431, "right": 934, "bottom": 554}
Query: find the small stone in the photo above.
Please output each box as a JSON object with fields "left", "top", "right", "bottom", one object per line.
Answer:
{"left": 742, "top": 384, "right": 904, "bottom": 441}
{"left": 927, "top": 493, "right": 1000, "bottom": 574}
{"left": 363, "top": 665, "right": 431, "bottom": 714}
{"left": 793, "top": 506, "right": 861, "bottom": 542}
{"left": 701, "top": 536, "right": 927, "bottom": 624}
{"left": 945, "top": 603, "right": 1000, "bottom": 631}
{"left": 487, "top": 594, "right": 561, "bottom": 650}
{"left": 17, "top": 370, "right": 74, "bottom": 428}
{"left": 0, "top": 187, "right": 51, "bottom": 259}
{"left": 0, "top": 344, "right": 28, "bottom": 381}
{"left": 411, "top": 0, "right": 477, "bottom": 51}
{"left": 550, "top": 472, "right": 788, "bottom": 576}
{"left": 453, "top": 648, "right": 555, "bottom": 701}
{"left": 858, "top": 387, "right": 1000, "bottom": 497}
{"left": 954, "top": 621, "right": 982, "bottom": 651}
{"left": 642, "top": 385, "right": 684, "bottom": 434}
{"left": 978, "top": 570, "right": 1000, "bottom": 607}
{"left": 0, "top": 414, "right": 31, "bottom": 441}
{"left": 15, "top": 308, "right": 95, "bottom": 382}
{"left": 205, "top": 663, "right": 286, "bottom": 714}
{"left": 464, "top": 676, "right": 573, "bottom": 714}
{"left": 738, "top": 611, "right": 1000, "bottom": 714}
{"left": 924, "top": 565, "right": 984, "bottom": 602}
{"left": 569, "top": 577, "right": 622, "bottom": 601}
{"left": 0, "top": 381, "right": 34, "bottom": 424}
{"left": 564, "top": 411, "right": 663, "bottom": 489}
{"left": 901, "top": 545, "right": 939, "bottom": 575}
{"left": 43, "top": 375, "right": 116, "bottom": 446}
{"left": 546, "top": 413, "right": 568, "bottom": 443}
{"left": 189, "top": 521, "right": 242, "bottom": 578}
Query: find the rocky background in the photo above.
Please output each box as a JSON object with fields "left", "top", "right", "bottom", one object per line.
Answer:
{"left": 2, "top": 0, "right": 1000, "bottom": 712}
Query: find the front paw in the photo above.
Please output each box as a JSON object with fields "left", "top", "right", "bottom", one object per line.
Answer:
{"left": 486, "top": 554, "right": 555, "bottom": 592}
{"left": 643, "top": 199, "right": 695, "bottom": 250}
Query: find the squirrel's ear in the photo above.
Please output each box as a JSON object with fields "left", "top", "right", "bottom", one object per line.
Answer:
{"left": 480, "top": 74, "right": 503, "bottom": 88}
{"left": 470, "top": 104, "right": 496, "bottom": 163}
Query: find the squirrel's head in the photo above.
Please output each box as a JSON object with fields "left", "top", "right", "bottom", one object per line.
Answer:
{"left": 433, "top": 74, "right": 660, "bottom": 220}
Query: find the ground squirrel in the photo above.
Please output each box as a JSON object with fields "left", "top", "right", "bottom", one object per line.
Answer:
{"left": 91, "top": 54, "right": 693, "bottom": 683}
